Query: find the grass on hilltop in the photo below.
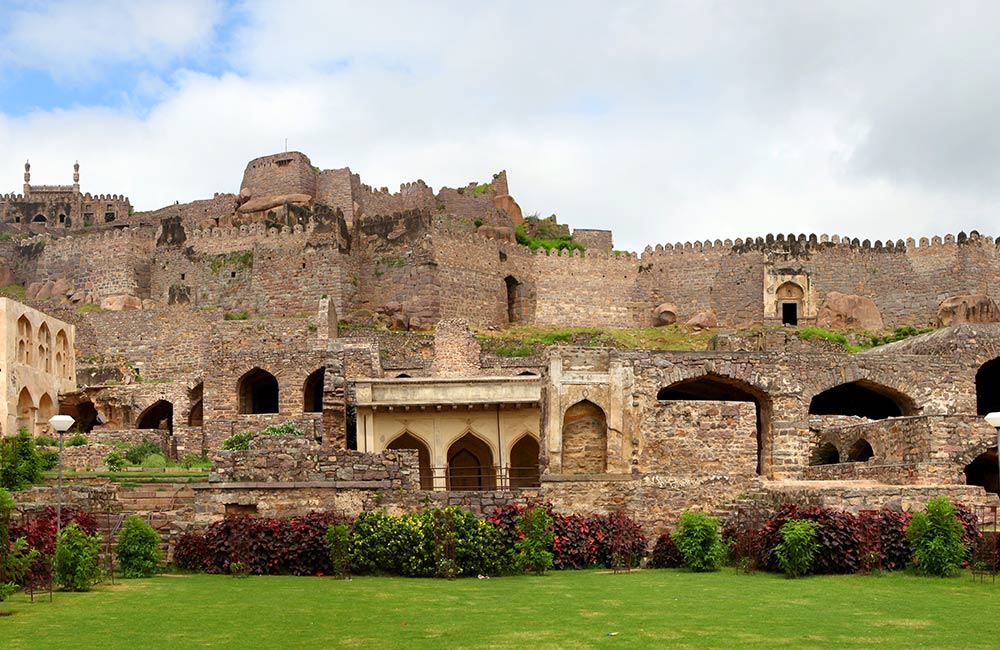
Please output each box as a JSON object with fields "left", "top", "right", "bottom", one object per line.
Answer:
{"left": 2, "top": 569, "right": 998, "bottom": 649}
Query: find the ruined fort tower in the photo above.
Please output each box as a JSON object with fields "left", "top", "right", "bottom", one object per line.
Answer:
{"left": 1, "top": 151, "right": 998, "bottom": 537}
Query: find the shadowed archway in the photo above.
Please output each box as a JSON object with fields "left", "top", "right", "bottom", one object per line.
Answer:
{"left": 509, "top": 434, "right": 540, "bottom": 488}
{"left": 809, "top": 380, "right": 916, "bottom": 420}
{"left": 137, "top": 400, "right": 174, "bottom": 435}
{"left": 447, "top": 432, "right": 496, "bottom": 490}
{"left": 386, "top": 432, "right": 433, "bottom": 490}
{"left": 965, "top": 448, "right": 999, "bottom": 495}
{"left": 238, "top": 368, "right": 279, "bottom": 414}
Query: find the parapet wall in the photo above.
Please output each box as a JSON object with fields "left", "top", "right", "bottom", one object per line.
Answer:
{"left": 240, "top": 152, "right": 317, "bottom": 199}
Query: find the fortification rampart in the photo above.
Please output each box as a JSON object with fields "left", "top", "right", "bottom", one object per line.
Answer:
{"left": 240, "top": 152, "right": 317, "bottom": 199}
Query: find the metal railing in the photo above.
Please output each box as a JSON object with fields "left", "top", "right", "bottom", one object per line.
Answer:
{"left": 422, "top": 465, "right": 541, "bottom": 491}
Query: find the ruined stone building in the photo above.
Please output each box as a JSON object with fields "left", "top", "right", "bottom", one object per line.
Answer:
{"left": 1, "top": 151, "right": 999, "bottom": 535}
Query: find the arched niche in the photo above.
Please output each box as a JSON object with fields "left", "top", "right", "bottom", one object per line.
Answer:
{"left": 657, "top": 373, "right": 773, "bottom": 475}
{"left": 776, "top": 281, "right": 804, "bottom": 325}
{"left": 37, "top": 322, "right": 51, "bottom": 373}
{"left": 447, "top": 432, "right": 496, "bottom": 490}
{"left": 386, "top": 432, "right": 433, "bottom": 490}
{"left": 303, "top": 368, "right": 324, "bottom": 413}
{"left": 965, "top": 448, "right": 999, "bottom": 495}
{"left": 55, "top": 329, "right": 71, "bottom": 379}
{"left": 188, "top": 382, "right": 203, "bottom": 427}
{"left": 810, "top": 442, "right": 840, "bottom": 466}
{"left": 809, "top": 380, "right": 916, "bottom": 419}
{"left": 36, "top": 393, "right": 55, "bottom": 432}
{"left": 137, "top": 399, "right": 174, "bottom": 434}
{"left": 504, "top": 275, "right": 521, "bottom": 324}
{"left": 561, "top": 400, "right": 607, "bottom": 474}
{"left": 847, "top": 438, "right": 874, "bottom": 462}
{"left": 238, "top": 368, "right": 279, "bottom": 414}
{"left": 509, "top": 434, "right": 540, "bottom": 488}
{"left": 16, "top": 387, "right": 35, "bottom": 434}
{"left": 16, "top": 315, "right": 32, "bottom": 365}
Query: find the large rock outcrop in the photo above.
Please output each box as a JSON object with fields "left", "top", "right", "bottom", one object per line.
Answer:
{"left": 653, "top": 302, "right": 678, "bottom": 326}
{"left": 816, "top": 292, "right": 884, "bottom": 330}
{"left": 936, "top": 294, "right": 1000, "bottom": 327}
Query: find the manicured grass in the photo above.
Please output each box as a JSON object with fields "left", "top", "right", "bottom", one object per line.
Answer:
{"left": 3, "top": 569, "right": 998, "bottom": 649}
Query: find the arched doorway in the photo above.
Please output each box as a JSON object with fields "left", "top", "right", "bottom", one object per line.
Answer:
{"left": 303, "top": 368, "right": 324, "bottom": 413}
{"left": 847, "top": 438, "right": 874, "bottom": 462}
{"left": 447, "top": 432, "right": 496, "bottom": 490}
{"left": 16, "top": 387, "right": 35, "bottom": 434}
{"left": 32, "top": 214, "right": 46, "bottom": 223}
{"left": 810, "top": 442, "right": 840, "bottom": 465}
{"left": 976, "top": 358, "right": 1000, "bottom": 415}
{"left": 504, "top": 275, "right": 520, "bottom": 324}
{"left": 36, "top": 393, "right": 55, "bottom": 433}
{"left": 965, "top": 448, "right": 999, "bottom": 495}
{"left": 238, "top": 368, "right": 279, "bottom": 414}
{"left": 509, "top": 434, "right": 540, "bottom": 488}
{"left": 777, "top": 281, "right": 804, "bottom": 325}
{"left": 137, "top": 400, "right": 173, "bottom": 435}
{"left": 386, "top": 432, "right": 433, "bottom": 490}
{"left": 809, "top": 380, "right": 916, "bottom": 419}
{"left": 188, "top": 382, "right": 203, "bottom": 427}
{"left": 561, "top": 400, "right": 607, "bottom": 474}
{"left": 658, "top": 374, "right": 773, "bottom": 475}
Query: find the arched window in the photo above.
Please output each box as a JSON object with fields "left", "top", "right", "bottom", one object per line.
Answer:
{"left": 504, "top": 275, "right": 520, "bottom": 324}
{"left": 658, "top": 374, "right": 772, "bottom": 475}
{"left": 238, "top": 368, "right": 279, "bottom": 414}
{"left": 55, "top": 329, "right": 71, "bottom": 379}
{"left": 965, "top": 448, "right": 999, "bottom": 495}
{"left": 777, "top": 281, "right": 804, "bottom": 325}
{"left": 37, "top": 322, "right": 51, "bottom": 373}
{"left": 303, "top": 368, "right": 324, "bottom": 413}
{"left": 976, "top": 358, "right": 1000, "bottom": 415}
{"left": 561, "top": 400, "right": 607, "bottom": 474}
{"left": 809, "top": 380, "right": 915, "bottom": 419}
{"left": 137, "top": 400, "right": 174, "bottom": 435}
{"left": 386, "top": 432, "right": 433, "bottom": 490}
{"left": 16, "top": 315, "right": 32, "bottom": 365}
{"left": 810, "top": 442, "right": 840, "bottom": 466}
{"left": 847, "top": 439, "right": 874, "bottom": 462}
{"left": 32, "top": 213, "right": 46, "bottom": 223}
{"left": 447, "top": 432, "right": 496, "bottom": 490}
{"left": 509, "top": 434, "right": 540, "bottom": 488}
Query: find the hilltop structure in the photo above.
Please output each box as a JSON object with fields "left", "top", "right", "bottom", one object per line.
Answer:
{"left": 1, "top": 151, "right": 998, "bottom": 539}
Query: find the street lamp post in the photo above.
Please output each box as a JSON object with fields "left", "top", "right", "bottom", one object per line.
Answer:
{"left": 48, "top": 415, "right": 75, "bottom": 537}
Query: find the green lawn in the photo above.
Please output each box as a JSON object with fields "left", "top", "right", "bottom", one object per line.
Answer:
{"left": 2, "top": 569, "right": 998, "bottom": 649}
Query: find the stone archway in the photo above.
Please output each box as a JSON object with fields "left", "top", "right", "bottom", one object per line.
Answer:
{"left": 509, "top": 434, "right": 540, "bottom": 488}
{"left": 303, "top": 368, "right": 324, "bottom": 413}
{"left": 447, "top": 432, "right": 496, "bottom": 490}
{"left": 809, "top": 380, "right": 916, "bottom": 419}
{"left": 137, "top": 400, "right": 174, "bottom": 435}
{"left": 561, "top": 400, "right": 607, "bottom": 474}
{"left": 238, "top": 368, "right": 279, "bottom": 414}
{"left": 16, "top": 387, "right": 35, "bottom": 434}
{"left": 386, "top": 432, "right": 433, "bottom": 490}
{"left": 847, "top": 438, "right": 874, "bottom": 462}
{"left": 965, "top": 448, "right": 999, "bottom": 495}
{"left": 776, "top": 281, "right": 804, "bottom": 325}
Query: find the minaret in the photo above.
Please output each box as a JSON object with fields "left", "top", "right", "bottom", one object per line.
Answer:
{"left": 23, "top": 160, "right": 30, "bottom": 195}
{"left": 73, "top": 161, "right": 80, "bottom": 193}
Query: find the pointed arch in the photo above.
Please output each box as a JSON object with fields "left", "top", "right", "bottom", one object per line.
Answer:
{"left": 657, "top": 373, "right": 773, "bottom": 475}
{"left": 447, "top": 432, "right": 496, "bottom": 490}
{"left": 238, "top": 368, "right": 279, "bottom": 414}
{"left": 809, "top": 380, "right": 916, "bottom": 419}
{"left": 976, "top": 358, "right": 1000, "bottom": 415}
{"left": 303, "top": 367, "right": 324, "bottom": 413}
{"left": 55, "top": 329, "right": 71, "bottom": 379}
{"left": 36, "top": 393, "right": 55, "bottom": 432}
{"left": 16, "top": 387, "right": 35, "bottom": 434}
{"left": 16, "top": 315, "right": 32, "bottom": 365}
{"left": 777, "top": 281, "right": 804, "bottom": 325}
{"left": 188, "top": 382, "right": 203, "bottom": 427}
{"left": 137, "top": 400, "right": 173, "bottom": 434}
{"left": 37, "top": 322, "right": 51, "bottom": 373}
{"left": 965, "top": 447, "right": 999, "bottom": 495}
{"left": 386, "top": 432, "right": 433, "bottom": 490}
{"left": 561, "top": 400, "right": 607, "bottom": 474}
{"left": 810, "top": 442, "right": 840, "bottom": 466}
{"left": 847, "top": 438, "right": 874, "bottom": 462}
{"left": 509, "top": 434, "right": 540, "bottom": 488}
{"left": 504, "top": 275, "right": 521, "bottom": 324}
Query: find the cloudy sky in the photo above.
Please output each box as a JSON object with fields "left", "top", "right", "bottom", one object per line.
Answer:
{"left": 1, "top": 1, "right": 998, "bottom": 252}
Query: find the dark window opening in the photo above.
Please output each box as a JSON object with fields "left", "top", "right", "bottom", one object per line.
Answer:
{"left": 847, "top": 439, "right": 874, "bottom": 462}
{"left": 188, "top": 399, "right": 203, "bottom": 427}
{"left": 136, "top": 399, "right": 174, "bottom": 435}
{"left": 809, "top": 380, "right": 914, "bottom": 419}
{"left": 387, "top": 432, "right": 433, "bottom": 490}
{"left": 58, "top": 214, "right": 66, "bottom": 223}
{"left": 781, "top": 302, "right": 798, "bottom": 325}
{"left": 976, "top": 358, "right": 1000, "bottom": 415}
{"left": 810, "top": 442, "right": 840, "bottom": 465}
{"left": 504, "top": 275, "right": 520, "bottom": 324}
{"left": 396, "top": 373, "right": 411, "bottom": 378}
{"left": 105, "top": 212, "right": 115, "bottom": 222}
{"left": 447, "top": 433, "right": 496, "bottom": 490}
{"left": 965, "top": 448, "right": 999, "bottom": 495}
{"left": 658, "top": 374, "right": 771, "bottom": 475}
{"left": 15, "top": 216, "right": 21, "bottom": 223}
{"left": 238, "top": 368, "right": 279, "bottom": 414}
{"left": 33, "top": 214, "right": 46, "bottom": 222}
{"left": 180, "top": 273, "right": 186, "bottom": 280}
{"left": 345, "top": 404, "right": 357, "bottom": 450}
{"left": 230, "top": 271, "right": 236, "bottom": 278}
{"left": 303, "top": 368, "right": 324, "bottom": 413}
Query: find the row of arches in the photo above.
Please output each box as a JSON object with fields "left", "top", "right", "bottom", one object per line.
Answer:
{"left": 384, "top": 431, "right": 540, "bottom": 490}
{"left": 15, "top": 387, "right": 57, "bottom": 435}
{"left": 15, "top": 315, "right": 72, "bottom": 379}
{"left": 237, "top": 367, "right": 324, "bottom": 414}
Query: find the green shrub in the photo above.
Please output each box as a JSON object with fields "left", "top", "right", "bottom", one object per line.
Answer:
{"left": 775, "top": 519, "right": 820, "bottom": 577}
{"left": 224, "top": 310, "right": 249, "bottom": 321}
{"left": 325, "top": 522, "right": 351, "bottom": 578}
{"left": 222, "top": 431, "right": 255, "bottom": 451}
{"left": 67, "top": 433, "right": 88, "bottom": 447}
{"left": 116, "top": 515, "right": 162, "bottom": 578}
{"left": 124, "top": 440, "right": 161, "bottom": 464}
{"left": 223, "top": 423, "right": 305, "bottom": 451}
{"left": 142, "top": 453, "right": 168, "bottom": 468}
{"left": 906, "top": 497, "right": 967, "bottom": 577}
{"left": 0, "top": 427, "right": 43, "bottom": 490}
{"left": 672, "top": 511, "right": 725, "bottom": 572}
{"left": 349, "top": 510, "right": 414, "bottom": 575}
{"left": 1, "top": 537, "right": 39, "bottom": 601}
{"left": 181, "top": 452, "right": 207, "bottom": 469}
{"left": 37, "top": 449, "right": 58, "bottom": 471}
{"left": 103, "top": 450, "right": 126, "bottom": 472}
{"left": 55, "top": 521, "right": 103, "bottom": 591}
{"left": 34, "top": 435, "right": 58, "bottom": 447}
{"left": 515, "top": 506, "right": 554, "bottom": 575}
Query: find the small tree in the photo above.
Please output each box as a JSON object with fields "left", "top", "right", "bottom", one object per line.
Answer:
{"left": 0, "top": 427, "right": 43, "bottom": 490}
{"left": 325, "top": 522, "right": 351, "bottom": 579}
{"left": 775, "top": 519, "right": 819, "bottom": 578}
{"left": 1, "top": 489, "right": 39, "bottom": 601}
{"left": 116, "top": 515, "right": 162, "bottom": 578}
{"left": 515, "top": 506, "right": 554, "bottom": 575}
{"left": 55, "top": 521, "right": 103, "bottom": 591}
{"left": 672, "top": 511, "right": 725, "bottom": 572}
{"left": 906, "top": 497, "right": 967, "bottom": 577}
{"left": 103, "top": 449, "right": 126, "bottom": 472}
